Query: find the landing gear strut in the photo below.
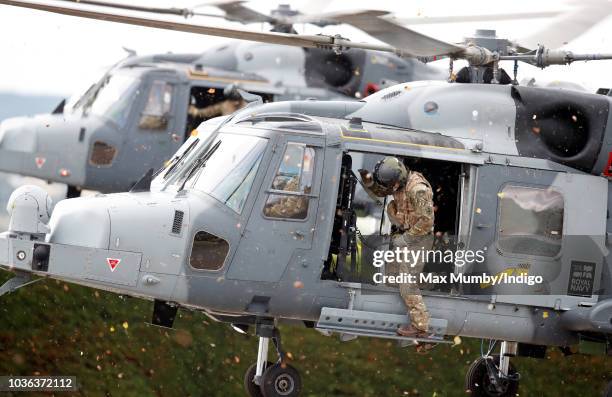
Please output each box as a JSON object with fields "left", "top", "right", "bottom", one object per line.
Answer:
{"left": 244, "top": 323, "right": 302, "bottom": 397}
{"left": 465, "top": 341, "right": 520, "bottom": 397}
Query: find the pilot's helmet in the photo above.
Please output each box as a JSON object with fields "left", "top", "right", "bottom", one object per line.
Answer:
{"left": 373, "top": 157, "right": 408, "bottom": 192}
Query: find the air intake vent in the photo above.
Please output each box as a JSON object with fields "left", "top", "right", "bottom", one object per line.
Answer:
{"left": 172, "top": 210, "right": 184, "bottom": 235}
{"left": 381, "top": 90, "right": 402, "bottom": 101}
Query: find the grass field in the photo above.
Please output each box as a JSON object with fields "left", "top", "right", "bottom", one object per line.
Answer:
{"left": 0, "top": 272, "right": 610, "bottom": 397}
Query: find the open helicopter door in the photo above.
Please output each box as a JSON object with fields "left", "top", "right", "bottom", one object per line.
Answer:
{"left": 466, "top": 164, "right": 607, "bottom": 309}
{"left": 227, "top": 134, "right": 324, "bottom": 282}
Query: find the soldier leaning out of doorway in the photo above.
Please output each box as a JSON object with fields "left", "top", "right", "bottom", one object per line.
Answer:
{"left": 188, "top": 90, "right": 246, "bottom": 119}
{"left": 359, "top": 156, "right": 435, "bottom": 338}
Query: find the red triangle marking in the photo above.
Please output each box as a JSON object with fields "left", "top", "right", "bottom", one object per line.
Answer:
{"left": 106, "top": 258, "right": 121, "bottom": 272}
{"left": 35, "top": 157, "right": 46, "bottom": 168}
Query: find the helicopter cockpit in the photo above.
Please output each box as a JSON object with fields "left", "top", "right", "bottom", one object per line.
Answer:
{"left": 160, "top": 131, "right": 267, "bottom": 214}
{"left": 68, "top": 71, "right": 141, "bottom": 129}
{"left": 149, "top": 114, "right": 465, "bottom": 297}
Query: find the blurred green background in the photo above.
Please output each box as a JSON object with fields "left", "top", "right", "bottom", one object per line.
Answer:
{"left": 0, "top": 273, "right": 609, "bottom": 397}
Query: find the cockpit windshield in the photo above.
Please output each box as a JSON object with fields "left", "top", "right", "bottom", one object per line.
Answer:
{"left": 80, "top": 73, "right": 140, "bottom": 127}
{"left": 162, "top": 133, "right": 268, "bottom": 213}
{"left": 66, "top": 81, "right": 96, "bottom": 112}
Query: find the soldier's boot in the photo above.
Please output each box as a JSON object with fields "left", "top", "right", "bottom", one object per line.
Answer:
{"left": 396, "top": 325, "right": 428, "bottom": 338}
{"left": 415, "top": 343, "right": 436, "bottom": 354}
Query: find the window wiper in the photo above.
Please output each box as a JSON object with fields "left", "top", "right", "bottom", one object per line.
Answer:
{"left": 178, "top": 140, "right": 221, "bottom": 191}
{"left": 82, "top": 78, "right": 108, "bottom": 114}
{"left": 224, "top": 154, "right": 261, "bottom": 205}
{"left": 71, "top": 83, "right": 96, "bottom": 111}
{"left": 159, "top": 138, "right": 200, "bottom": 180}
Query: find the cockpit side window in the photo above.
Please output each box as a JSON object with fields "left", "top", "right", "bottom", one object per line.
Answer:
{"left": 139, "top": 80, "right": 173, "bottom": 131}
{"left": 497, "top": 185, "right": 564, "bottom": 257}
{"left": 263, "top": 143, "right": 315, "bottom": 220}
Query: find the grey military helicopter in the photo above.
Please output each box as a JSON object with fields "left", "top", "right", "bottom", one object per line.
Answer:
{"left": 0, "top": 0, "right": 454, "bottom": 198}
{"left": 1, "top": 1, "right": 612, "bottom": 396}
{"left": 0, "top": 0, "right": 591, "bottom": 199}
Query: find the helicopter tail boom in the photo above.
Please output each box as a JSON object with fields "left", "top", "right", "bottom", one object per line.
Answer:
{"left": 559, "top": 300, "right": 612, "bottom": 334}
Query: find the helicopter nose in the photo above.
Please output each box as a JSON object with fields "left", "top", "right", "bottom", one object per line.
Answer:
{"left": 0, "top": 117, "right": 37, "bottom": 152}
{"left": 47, "top": 196, "right": 111, "bottom": 249}
{"left": 101, "top": 193, "right": 188, "bottom": 274}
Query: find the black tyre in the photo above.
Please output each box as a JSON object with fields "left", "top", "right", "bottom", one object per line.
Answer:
{"left": 260, "top": 363, "right": 302, "bottom": 397}
{"left": 465, "top": 355, "right": 519, "bottom": 397}
{"left": 244, "top": 361, "right": 273, "bottom": 397}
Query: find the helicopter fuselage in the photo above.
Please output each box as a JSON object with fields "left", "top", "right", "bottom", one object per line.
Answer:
{"left": 1, "top": 81, "right": 611, "bottom": 352}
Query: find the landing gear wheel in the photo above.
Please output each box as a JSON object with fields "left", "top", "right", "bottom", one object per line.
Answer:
{"left": 465, "top": 355, "right": 519, "bottom": 397}
{"left": 244, "top": 361, "right": 273, "bottom": 397}
{"left": 260, "top": 363, "right": 302, "bottom": 397}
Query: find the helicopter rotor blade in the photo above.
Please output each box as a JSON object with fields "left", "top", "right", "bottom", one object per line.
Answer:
{"left": 55, "top": 0, "right": 282, "bottom": 24}
{"left": 57, "top": 0, "right": 279, "bottom": 24}
{"left": 55, "top": 0, "right": 195, "bottom": 17}
{"left": 7, "top": 0, "right": 608, "bottom": 69}
{"left": 327, "top": 10, "right": 465, "bottom": 57}
{"left": 392, "top": 11, "right": 562, "bottom": 26}
{"left": 518, "top": 0, "right": 612, "bottom": 49}
{"left": 202, "top": 0, "right": 275, "bottom": 24}
{"left": 0, "top": 0, "right": 404, "bottom": 54}
{"left": 297, "top": 0, "right": 332, "bottom": 16}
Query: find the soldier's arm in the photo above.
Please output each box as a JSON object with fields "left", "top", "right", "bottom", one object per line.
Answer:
{"left": 358, "top": 169, "right": 389, "bottom": 198}
{"left": 198, "top": 102, "right": 225, "bottom": 119}
{"left": 386, "top": 200, "right": 402, "bottom": 226}
{"left": 188, "top": 105, "right": 196, "bottom": 117}
{"left": 407, "top": 183, "right": 435, "bottom": 235}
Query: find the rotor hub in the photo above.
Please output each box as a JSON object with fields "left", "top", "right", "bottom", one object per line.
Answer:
{"left": 463, "top": 30, "right": 512, "bottom": 56}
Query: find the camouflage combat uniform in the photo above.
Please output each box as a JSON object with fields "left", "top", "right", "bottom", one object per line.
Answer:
{"left": 365, "top": 171, "right": 434, "bottom": 332}
{"left": 188, "top": 99, "right": 245, "bottom": 119}
{"left": 264, "top": 177, "right": 309, "bottom": 219}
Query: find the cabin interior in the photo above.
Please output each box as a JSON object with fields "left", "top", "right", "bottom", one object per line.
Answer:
{"left": 184, "top": 86, "right": 273, "bottom": 140}
{"left": 322, "top": 151, "right": 464, "bottom": 294}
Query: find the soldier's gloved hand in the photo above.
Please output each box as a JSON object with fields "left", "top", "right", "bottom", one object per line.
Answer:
{"left": 358, "top": 169, "right": 373, "bottom": 186}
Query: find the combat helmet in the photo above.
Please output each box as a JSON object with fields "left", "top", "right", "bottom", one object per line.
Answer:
{"left": 373, "top": 157, "right": 408, "bottom": 193}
